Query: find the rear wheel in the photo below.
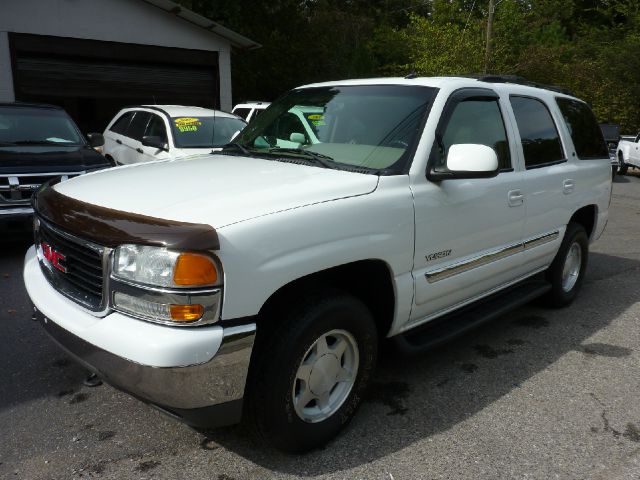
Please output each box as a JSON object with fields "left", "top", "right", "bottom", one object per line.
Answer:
{"left": 245, "top": 290, "right": 377, "bottom": 453}
{"left": 543, "top": 223, "right": 589, "bottom": 307}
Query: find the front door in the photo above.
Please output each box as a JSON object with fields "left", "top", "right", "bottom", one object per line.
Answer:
{"left": 409, "top": 89, "right": 527, "bottom": 328}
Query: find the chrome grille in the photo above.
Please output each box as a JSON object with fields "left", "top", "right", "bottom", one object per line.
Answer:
{"left": 0, "top": 173, "right": 84, "bottom": 204}
{"left": 36, "top": 218, "right": 107, "bottom": 312}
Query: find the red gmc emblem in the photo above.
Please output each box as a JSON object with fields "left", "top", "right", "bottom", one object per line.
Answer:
{"left": 41, "top": 242, "right": 67, "bottom": 273}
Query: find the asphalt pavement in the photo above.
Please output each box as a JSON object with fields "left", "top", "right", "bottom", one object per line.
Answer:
{"left": 1, "top": 174, "right": 639, "bottom": 479}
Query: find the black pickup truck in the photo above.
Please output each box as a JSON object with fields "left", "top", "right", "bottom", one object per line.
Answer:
{"left": 0, "top": 103, "right": 110, "bottom": 229}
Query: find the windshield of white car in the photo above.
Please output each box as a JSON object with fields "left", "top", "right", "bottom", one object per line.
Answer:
{"left": 233, "top": 85, "right": 437, "bottom": 174}
{"left": 171, "top": 116, "right": 247, "bottom": 149}
{"left": 0, "top": 107, "right": 84, "bottom": 146}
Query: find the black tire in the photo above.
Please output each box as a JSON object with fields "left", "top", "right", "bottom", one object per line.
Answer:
{"left": 618, "top": 152, "right": 628, "bottom": 175}
{"left": 543, "top": 223, "right": 589, "bottom": 308}
{"left": 245, "top": 290, "right": 377, "bottom": 453}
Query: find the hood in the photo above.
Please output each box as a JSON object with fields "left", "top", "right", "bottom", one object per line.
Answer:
{"left": 53, "top": 154, "right": 379, "bottom": 228}
{"left": 0, "top": 144, "right": 109, "bottom": 175}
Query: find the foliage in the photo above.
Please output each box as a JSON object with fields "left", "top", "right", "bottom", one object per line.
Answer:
{"left": 177, "top": 0, "right": 640, "bottom": 132}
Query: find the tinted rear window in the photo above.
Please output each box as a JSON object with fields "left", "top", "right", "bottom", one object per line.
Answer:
{"left": 109, "top": 112, "right": 134, "bottom": 134}
{"left": 510, "top": 96, "right": 564, "bottom": 168}
{"left": 556, "top": 98, "right": 608, "bottom": 159}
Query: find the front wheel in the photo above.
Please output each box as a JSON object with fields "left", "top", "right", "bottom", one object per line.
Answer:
{"left": 245, "top": 291, "right": 378, "bottom": 453}
{"left": 543, "top": 223, "right": 589, "bottom": 307}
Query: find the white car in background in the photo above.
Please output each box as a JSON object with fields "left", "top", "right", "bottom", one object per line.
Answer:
{"left": 616, "top": 132, "right": 640, "bottom": 175}
{"left": 103, "top": 105, "right": 247, "bottom": 165}
{"left": 232, "top": 101, "right": 270, "bottom": 122}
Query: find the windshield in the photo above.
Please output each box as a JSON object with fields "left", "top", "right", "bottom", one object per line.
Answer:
{"left": 234, "top": 85, "right": 436, "bottom": 174}
{"left": 171, "top": 116, "right": 247, "bottom": 148}
{"left": 0, "top": 107, "right": 83, "bottom": 146}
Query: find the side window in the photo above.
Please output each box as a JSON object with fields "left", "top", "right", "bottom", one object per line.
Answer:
{"left": 233, "top": 108, "right": 251, "bottom": 121}
{"left": 265, "top": 112, "right": 309, "bottom": 143}
{"left": 145, "top": 114, "right": 168, "bottom": 143}
{"left": 125, "top": 111, "right": 152, "bottom": 141}
{"left": 440, "top": 98, "right": 511, "bottom": 170}
{"left": 555, "top": 98, "right": 608, "bottom": 159}
{"left": 510, "top": 96, "right": 564, "bottom": 168}
{"left": 109, "top": 112, "right": 134, "bottom": 135}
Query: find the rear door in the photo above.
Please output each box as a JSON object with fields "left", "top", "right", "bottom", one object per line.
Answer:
{"left": 509, "top": 95, "right": 571, "bottom": 273}
{"left": 104, "top": 111, "right": 134, "bottom": 165}
{"left": 120, "top": 111, "right": 152, "bottom": 164}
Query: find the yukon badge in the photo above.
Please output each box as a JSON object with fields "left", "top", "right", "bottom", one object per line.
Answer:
{"left": 425, "top": 249, "right": 451, "bottom": 262}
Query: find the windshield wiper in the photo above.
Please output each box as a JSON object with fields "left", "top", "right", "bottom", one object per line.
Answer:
{"left": 220, "top": 142, "right": 254, "bottom": 156}
{"left": 267, "top": 147, "right": 336, "bottom": 169}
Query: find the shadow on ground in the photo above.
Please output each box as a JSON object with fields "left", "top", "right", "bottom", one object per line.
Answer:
{"left": 202, "top": 251, "right": 640, "bottom": 475}
{"left": 0, "top": 235, "right": 87, "bottom": 412}
{"left": 2, "top": 228, "right": 639, "bottom": 476}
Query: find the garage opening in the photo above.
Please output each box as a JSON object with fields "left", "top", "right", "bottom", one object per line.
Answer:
{"left": 9, "top": 33, "right": 220, "bottom": 133}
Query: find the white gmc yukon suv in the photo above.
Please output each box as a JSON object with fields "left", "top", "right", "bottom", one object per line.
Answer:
{"left": 23, "top": 76, "right": 611, "bottom": 453}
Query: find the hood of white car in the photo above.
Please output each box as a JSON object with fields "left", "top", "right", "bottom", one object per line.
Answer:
{"left": 53, "top": 154, "right": 379, "bottom": 228}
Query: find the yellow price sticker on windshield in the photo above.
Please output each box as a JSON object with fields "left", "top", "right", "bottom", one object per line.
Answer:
{"left": 307, "top": 114, "right": 323, "bottom": 120}
{"left": 175, "top": 117, "right": 202, "bottom": 132}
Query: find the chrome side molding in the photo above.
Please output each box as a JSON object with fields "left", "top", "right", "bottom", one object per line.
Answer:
{"left": 425, "top": 230, "right": 559, "bottom": 284}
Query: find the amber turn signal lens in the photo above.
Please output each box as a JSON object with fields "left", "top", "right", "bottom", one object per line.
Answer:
{"left": 173, "top": 253, "right": 218, "bottom": 286}
{"left": 170, "top": 304, "right": 205, "bottom": 322}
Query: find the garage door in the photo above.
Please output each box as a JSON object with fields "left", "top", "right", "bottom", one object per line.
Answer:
{"left": 9, "top": 33, "right": 219, "bottom": 131}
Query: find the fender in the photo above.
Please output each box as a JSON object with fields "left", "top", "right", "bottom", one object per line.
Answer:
{"left": 216, "top": 176, "right": 416, "bottom": 325}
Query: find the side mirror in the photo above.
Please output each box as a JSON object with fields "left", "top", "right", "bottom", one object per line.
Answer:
{"left": 428, "top": 143, "right": 499, "bottom": 181}
{"left": 86, "top": 133, "right": 104, "bottom": 148}
{"left": 290, "top": 132, "right": 306, "bottom": 144}
{"left": 142, "top": 135, "right": 167, "bottom": 151}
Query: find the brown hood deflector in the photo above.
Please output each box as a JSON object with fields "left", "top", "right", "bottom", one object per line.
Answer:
{"left": 33, "top": 184, "right": 220, "bottom": 251}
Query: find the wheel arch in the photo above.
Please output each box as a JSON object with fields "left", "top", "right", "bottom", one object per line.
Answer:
{"left": 257, "top": 259, "right": 396, "bottom": 339}
{"left": 569, "top": 204, "right": 596, "bottom": 240}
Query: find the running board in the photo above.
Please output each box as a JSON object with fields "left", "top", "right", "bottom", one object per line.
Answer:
{"left": 394, "top": 277, "right": 551, "bottom": 355}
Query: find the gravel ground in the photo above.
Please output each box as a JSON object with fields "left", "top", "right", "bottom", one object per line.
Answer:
{"left": 1, "top": 173, "right": 639, "bottom": 480}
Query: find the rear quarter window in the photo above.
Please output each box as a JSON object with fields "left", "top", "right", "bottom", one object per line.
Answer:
{"left": 109, "top": 112, "right": 134, "bottom": 135}
{"left": 556, "top": 98, "right": 608, "bottom": 159}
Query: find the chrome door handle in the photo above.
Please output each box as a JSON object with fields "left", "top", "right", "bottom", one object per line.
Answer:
{"left": 508, "top": 190, "right": 524, "bottom": 206}
{"left": 563, "top": 179, "right": 575, "bottom": 194}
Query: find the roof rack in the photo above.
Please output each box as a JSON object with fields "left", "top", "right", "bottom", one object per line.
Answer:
{"left": 475, "top": 75, "right": 574, "bottom": 96}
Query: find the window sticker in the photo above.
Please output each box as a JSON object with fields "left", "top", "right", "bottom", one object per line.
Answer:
{"left": 174, "top": 117, "right": 202, "bottom": 132}
{"left": 305, "top": 113, "right": 325, "bottom": 126}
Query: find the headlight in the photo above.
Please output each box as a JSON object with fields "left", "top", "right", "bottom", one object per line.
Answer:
{"left": 113, "top": 245, "right": 219, "bottom": 288}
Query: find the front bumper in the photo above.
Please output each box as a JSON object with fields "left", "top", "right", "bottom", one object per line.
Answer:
{"left": 24, "top": 246, "right": 256, "bottom": 428}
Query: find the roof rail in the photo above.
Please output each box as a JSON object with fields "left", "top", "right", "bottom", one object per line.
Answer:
{"left": 475, "top": 75, "right": 574, "bottom": 96}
